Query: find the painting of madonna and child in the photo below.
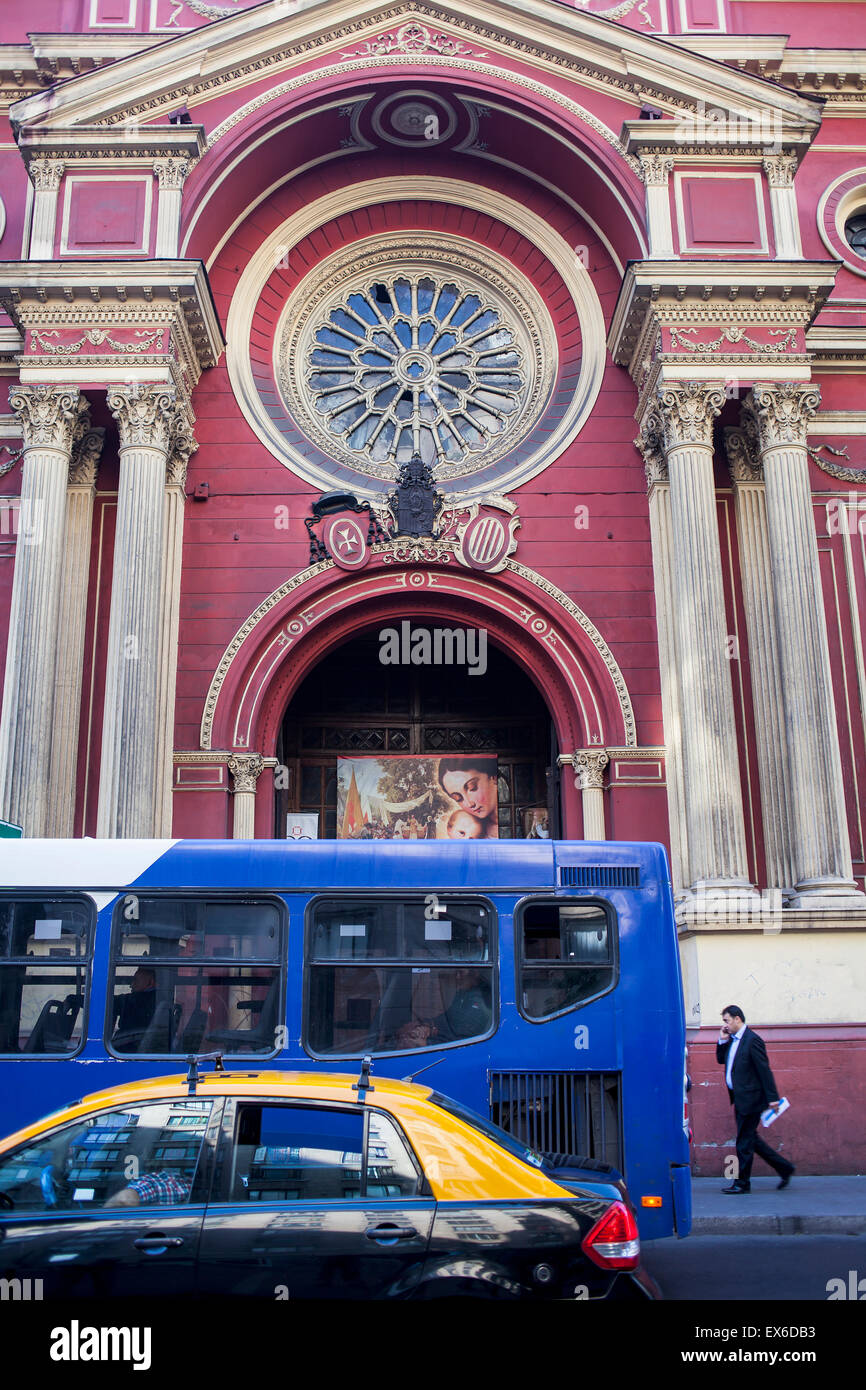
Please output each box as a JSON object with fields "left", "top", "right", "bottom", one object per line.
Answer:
{"left": 337, "top": 755, "right": 499, "bottom": 840}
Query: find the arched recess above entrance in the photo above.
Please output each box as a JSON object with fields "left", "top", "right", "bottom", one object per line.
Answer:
{"left": 200, "top": 558, "right": 637, "bottom": 760}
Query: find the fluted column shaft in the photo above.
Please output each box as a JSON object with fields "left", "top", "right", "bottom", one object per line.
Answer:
{"left": 640, "top": 383, "right": 752, "bottom": 893}
{"left": 0, "top": 386, "right": 88, "bottom": 835}
{"left": 229, "top": 755, "right": 264, "bottom": 838}
{"left": 153, "top": 456, "right": 192, "bottom": 837}
{"left": 646, "top": 468, "right": 690, "bottom": 892}
{"left": 98, "top": 385, "right": 192, "bottom": 838}
{"left": 574, "top": 750, "right": 608, "bottom": 840}
{"left": 745, "top": 384, "right": 862, "bottom": 901}
{"left": 46, "top": 428, "right": 105, "bottom": 837}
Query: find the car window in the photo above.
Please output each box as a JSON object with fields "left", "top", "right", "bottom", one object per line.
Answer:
{"left": 229, "top": 1105, "right": 365, "bottom": 1202}
{"left": 224, "top": 1105, "right": 424, "bottom": 1202}
{"left": 0, "top": 1100, "right": 213, "bottom": 1213}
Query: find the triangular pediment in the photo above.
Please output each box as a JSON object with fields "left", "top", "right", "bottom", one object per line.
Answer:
{"left": 10, "top": 0, "right": 822, "bottom": 137}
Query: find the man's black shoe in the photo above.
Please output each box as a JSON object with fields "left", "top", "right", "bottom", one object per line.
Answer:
{"left": 777, "top": 1166, "right": 795, "bottom": 1189}
{"left": 721, "top": 1182, "right": 750, "bottom": 1193}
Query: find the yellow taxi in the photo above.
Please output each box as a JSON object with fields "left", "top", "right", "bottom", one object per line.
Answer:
{"left": 0, "top": 1056, "right": 656, "bottom": 1300}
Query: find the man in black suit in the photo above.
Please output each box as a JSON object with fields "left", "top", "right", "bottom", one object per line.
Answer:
{"left": 717, "top": 1004, "right": 795, "bottom": 1194}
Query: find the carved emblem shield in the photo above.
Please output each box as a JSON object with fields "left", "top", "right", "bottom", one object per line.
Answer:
{"left": 322, "top": 514, "right": 369, "bottom": 570}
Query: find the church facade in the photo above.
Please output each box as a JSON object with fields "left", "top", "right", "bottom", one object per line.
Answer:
{"left": 0, "top": 0, "right": 865, "bottom": 1172}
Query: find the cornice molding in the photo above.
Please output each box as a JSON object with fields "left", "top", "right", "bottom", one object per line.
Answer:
{"left": 6, "top": 0, "right": 827, "bottom": 135}
{"left": 17, "top": 125, "right": 206, "bottom": 166}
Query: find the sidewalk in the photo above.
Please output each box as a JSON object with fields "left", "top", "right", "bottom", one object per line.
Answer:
{"left": 690, "top": 1176, "right": 866, "bottom": 1235}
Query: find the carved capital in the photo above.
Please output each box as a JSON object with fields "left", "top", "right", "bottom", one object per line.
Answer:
{"left": 166, "top": 411, "right": 198, "bottom": 488}
{"left": 569, "top": 750, "right": 609, "bottom": 790}
{"left": 638, "top": 154, "right": 674, "bottom": 186}
{"left": 108, "top": 383, "right": 180, "bottom": 454}
{"left": 28, "top": 158, "right": 65, "bottom": 192}
{"left": 655, "top": 382, "right": 726, "bottom": 451}
{"left": 635, "top": 409, "right": 668, "bottom": 487}
{"left": 228, "top": 753, "right": 265, "bottom": 794}
{"left": 724, "top": 423, "right": 763, "bottom": 483}
{"left": 8, "top": 384, "right": 89, "bottom": 455}
{"left": 763, "top": 154, "right": 797, "bottom": 188}
{"left": 153, "top": 158, "right": 190, "bottom": 190}
{"left": 69, "top": 426, "right": 106, "bottom": 487}
{"left": 743, "top": 382, "right": 821, "bottom": 451}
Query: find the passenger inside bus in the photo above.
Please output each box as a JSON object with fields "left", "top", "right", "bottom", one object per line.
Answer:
{"left": 111, "top": 967, "right": 157, "bottom": 1052}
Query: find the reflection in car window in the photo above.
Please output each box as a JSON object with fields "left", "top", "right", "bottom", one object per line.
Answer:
{"left": 0, "top": 1100, "right": 213, "bottom": 1211}
{"left": 429, "top": 1091, "right": 547, "bottom": 1171}
{"left": 230, "top": 1106, "right": 365, "bottom": 1202}
{"left": 307, "top": 897, "right": 495, "bottom": 1055}
{"left": 0, "top": 896, "right": 93, "bottom": 1056}
{"left": 519, "top": 901, "right": 615, "bottom": 1020}
{"left": 107, "top": 896, "right": 284, "bottom": 1056}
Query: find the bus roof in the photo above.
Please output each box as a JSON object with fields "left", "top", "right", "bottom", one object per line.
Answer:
{"left": 0, "top": 838, "right": 671, "bottom": 892}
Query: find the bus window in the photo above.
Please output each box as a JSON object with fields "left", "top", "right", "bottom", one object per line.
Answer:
{"left": 305, "top": 897, "right": 495, "bottom": 1056}
{"left": 0, "top": 896, "right": 93, "bottom": 1056}
{"left": 106, "top": 896, "right": 285, "bottom": 1057}
{"left": 518, "top": 900, "right": 616, "bottom": 1021}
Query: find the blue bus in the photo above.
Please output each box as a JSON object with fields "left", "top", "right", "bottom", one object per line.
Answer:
{"left": 0, "top": 838, "right": 690, "bottom": 1238}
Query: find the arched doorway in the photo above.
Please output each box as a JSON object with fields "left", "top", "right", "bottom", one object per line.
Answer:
{"left": 275, "top": 627, "right": 556, "bottom": 840}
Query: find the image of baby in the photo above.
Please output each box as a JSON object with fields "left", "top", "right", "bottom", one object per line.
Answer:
{"left": 446, "top": 808, "right": 484, "bottom": 839}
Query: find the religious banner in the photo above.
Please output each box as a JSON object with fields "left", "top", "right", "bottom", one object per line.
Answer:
{"left": 336, "top": 754, "right": 499, "bottom": 840}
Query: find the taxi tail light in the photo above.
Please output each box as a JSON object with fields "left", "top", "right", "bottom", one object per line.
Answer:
{"left": 581, "top": 1201, "right": 640, "bottom": 1271}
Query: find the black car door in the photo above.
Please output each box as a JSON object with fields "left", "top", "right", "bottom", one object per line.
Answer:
{"left": 0, "top": 1097, "right": 221, "bottom": 1298}
{"left": 196, "top": 1099, "right": 435, "bottom": 1299}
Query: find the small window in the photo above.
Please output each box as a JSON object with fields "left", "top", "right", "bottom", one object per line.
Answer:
{"left": 306, "top": 896, "right": 495, "bottom": 1056}
{"left": 0, "top": 1100, "right": 213, "bottom": 1212}
{"left": 844, "top": 211, "right": 866, "bottom": 258}
{"left": 0, "top": 896, "right": 93, "bottom": 1056}
{"left": 107, "top": 896, "right": 285, "bottom": 1057}
{"left": 518, "top": 900, "right": 616, "bottom": 1020}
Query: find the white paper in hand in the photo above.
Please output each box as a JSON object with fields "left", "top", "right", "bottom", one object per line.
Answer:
{"left": 760, "top": 1096, "right": 790, "bottom": 1127}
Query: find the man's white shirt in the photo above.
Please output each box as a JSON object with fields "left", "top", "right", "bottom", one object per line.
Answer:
{"left": 723, "top": 1025, "right": 747, "bottom": 1088}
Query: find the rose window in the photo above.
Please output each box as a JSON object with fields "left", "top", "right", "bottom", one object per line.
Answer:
{"left": 304, "top": 275, "right": 528, "bottom": 469}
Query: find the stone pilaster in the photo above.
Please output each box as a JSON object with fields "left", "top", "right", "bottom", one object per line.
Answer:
{"left": 639, "top": 436, "right": 690, "bottom": 894}
{"left": 229, "top": 753, "right": 265, "bottom": 839}
{"left": 724, "top": 425, "right": 797, "bottom": 892}
{"left": 28, "top": 159, "right": 65, "bottom": 260}
{"left": 154, "top": 158, "right": 190, "bottom": 258}
{"left": 640, "top": 383, "right": 754, "bottom": 895}
{"left": 153, "top": 422, "right": 197, "bottom": 836}
{"left": 638, "top": 154, "right": 675, "bottom": 258}
{"left": 763, "top": 155, "right": 802, "bottom": 260}
{"left": 743, "top": 383, "right": 864, "bottom": 904}
{"left": 45, "top": 425, "right": 106, "bottom": 838}
{"left": 0, "top": 385, "right": 89, "bottom": 834}
{"left": 98, "top": 384, "right": 190, "bottom": 838}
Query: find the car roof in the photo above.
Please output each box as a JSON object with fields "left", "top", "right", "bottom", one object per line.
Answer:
{"left": 0, "top": 1070, "right": 434, "bottom": 1152}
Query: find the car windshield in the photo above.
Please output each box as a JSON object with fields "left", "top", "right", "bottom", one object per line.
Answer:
{"left": 429, "top": 1091, "right": 547, "bottom": 1171}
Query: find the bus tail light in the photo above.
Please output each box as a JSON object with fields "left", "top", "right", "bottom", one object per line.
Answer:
{"left": 641, "top": 1195, "right": 662, "bottom": 1208}
{"left": 581, "top": 1202, "right": 640, "bottom": 1270}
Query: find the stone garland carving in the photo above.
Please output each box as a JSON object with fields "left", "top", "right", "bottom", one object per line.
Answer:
{"left": 68, "top": 427, "right": 106, "bottom": 488}
{"left": 30, "top": 328, "right": 164, "bottom": 355}
{"left": 28, "top": 159, "right": 65, "bottom": 192}
{"left": 340, "top": 22, "right": 483, "bottom": 58}
{"left": 669, "top": 327, "right": 798, "bottom": 355}
{"left": 806, "top": 442, "right": 866, "bottom": 484}
{"left": 8, "top": 384, "right": 89, "bottom": 455}
{"left": 743, "top": 382, "right": 821, "bottom": 450}
{"left": 228, "top": 752, "right": 265, "bottom": 793}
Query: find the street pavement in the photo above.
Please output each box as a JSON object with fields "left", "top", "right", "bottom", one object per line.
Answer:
{"left": 690, "top": 1175, "right": 866, "bottom": 1236}
{"left": 642, "top": 1233, "right": 866, "bottom": 1301}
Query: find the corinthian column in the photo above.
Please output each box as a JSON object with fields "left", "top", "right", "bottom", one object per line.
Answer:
{"left": 0, "top": 386, "right": 89, "bottom": 835}
{"left": 98, "top": 384, "right": 190, "bottom": 838}
{"left": 638, "top": 154, "right": 675, "bottom": 258}
{"left": 229, "top": 754, "right": 265, "bottom": 838}
{"left": 743, "top": 383, "right": 864, "bottom": 904}
{"left": 45, "top": 425, "right": 106, "bottom": 838}
{"left": 639, "top": 383, "right": 753, "bottom": 895}
{"left": 571, "top": 750, "right": 609, "bottom": 840}
{"left": 154, "top": 158, "right": 190, "bottom": 258}
{"left": 29, "top": 159, "right": 65, "bottom": 260}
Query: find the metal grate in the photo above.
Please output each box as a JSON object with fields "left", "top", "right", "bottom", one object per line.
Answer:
{"left": 559, "top": 865, "right": 640, "bottom": 888}
{"left": 490, "top": 1070, "right": 623, "bottom": 1170}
